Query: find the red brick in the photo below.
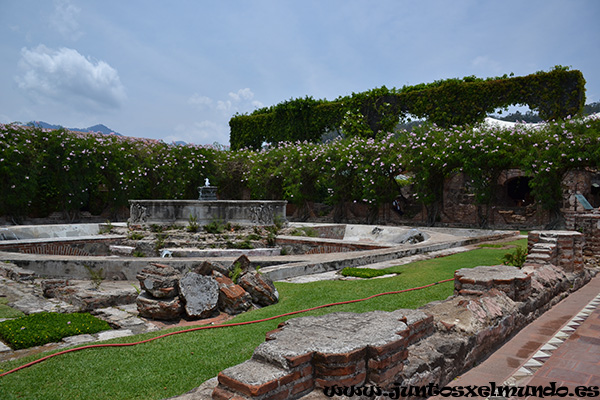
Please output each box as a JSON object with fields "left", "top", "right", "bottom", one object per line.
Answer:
{"left": 299, "top": 363, "right": 313, "bottom": 378}
{"left": 314, "top": 371, "right": 367, "bottom": 388}
{"left": 284, "top": 352, "right": 313, "bottom": 367}
{"left": 315, "top": 360, "right": 365, "bottom": 377}
{"left": 212, "top": 386, "right": 237, "bottom": 400}
{"left": 368, "top": 362, "right": 404, "bottom": 384}
{"left": 290, "top": 378, "right": 314, "bottom": 395}
{"left": 217, "top": 373, "right": 279, "bottom": 397}
{"left": 265, "top": 328, "right": 283, "bottom": 341}
{"left": 277, "top": 370, "right": 301, "bottom": 386}
{"left": 367, "top": 338, "right": 407, "bottom": 358}
{"left": 368, "top": 349, "right": 407, "bottom": 370}
{"left": 314, "top": 347, "right": 366, "bottom": 364}
{"left": 263, "top": 387, "right": 290, "bottom": 400}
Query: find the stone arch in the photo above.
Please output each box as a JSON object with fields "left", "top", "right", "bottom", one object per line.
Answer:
{"left": 497, "top": 169, "right": 534, "bottom": 207}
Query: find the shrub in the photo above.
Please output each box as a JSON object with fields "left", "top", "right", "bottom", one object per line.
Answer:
{"left": 186, "top": 214, "right": 199, "bottom": 233}
{"left": 502, "top": 246, "right": 527, "bottom": 268}
{"left": 203, "top": 219, "right": 226, "bottom": 234}
{"left": 0, "top": 312, "right": 111, "bottom": 350}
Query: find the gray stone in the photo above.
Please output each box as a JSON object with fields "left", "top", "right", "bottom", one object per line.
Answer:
{"left": 136, "top": 263, "right": 180, "bottom": 298}
{"left": 238, "top": 271, "right": 279, "bottom": 307}
{"left": 178, "top": 272, "right": 219, "bottom": 318}
{"left": 41, "top": 279, "right": 70, "bottom": 298}
{"left": 136, "top": 292, "right": 183, "bottom": 320}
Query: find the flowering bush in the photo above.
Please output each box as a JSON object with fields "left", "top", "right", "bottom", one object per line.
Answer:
{"left": 0, "top": 125, "right": 217, "bottom": 221}
{"left": 1, "top": 113, "right": 599, "bottom": 223}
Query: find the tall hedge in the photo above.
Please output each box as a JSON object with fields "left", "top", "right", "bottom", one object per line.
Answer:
{"left": 230, "top": 66, "right": 586, "bottom": 149}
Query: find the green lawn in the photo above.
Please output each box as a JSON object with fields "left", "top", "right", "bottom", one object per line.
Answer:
{"left": 0, "top": 238, "right": 524, "bottom": 400}
{"left": 0, "top": 298, "right": 25, "bottom": 320}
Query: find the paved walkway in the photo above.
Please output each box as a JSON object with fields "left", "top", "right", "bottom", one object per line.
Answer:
{"left": 431, "top": 272, "right": 600, "bottom": 399}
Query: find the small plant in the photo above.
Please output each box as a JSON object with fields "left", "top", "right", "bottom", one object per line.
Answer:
{"left": 502, "top": 246, "right": 527, "bottom": 268}
{"left": 290, "top": 227, "right": 318, "bottom": 237}
{"left": 154, "top": 233, "right": 167, "bottom": 255}
{"left": 84, "top": 265, "right": 104, "bottom": 289}
{"left": 0, "top": 312, "right": 111, "bottom": 350}
{"left": 98, "top": 220, "right": 113, "bottom": 234}
{"left": 150, "top": 224, "right": 165, "bottom": 233}
{"left": 131, "top": 284, "right": 141, "bottom": 294}
{"left": 133, "top": 250, "right": 145, "bottom": 257}
{"left": 187, "top": 214, "right": 199, "bottom": 233}
{"left": 229, "top": 262, "right": 244, "bottom": 284}
{"left": 127, "top": 231, "right": 145, "bottom": 240}
{"left": 273, "top": 215, "right": 285, "bottom": 230}
{"left": 203, "top": 219, "right": 225, "bottom": 234}
{"left": 341, "top": 267, "right": 395, "bottom": 279}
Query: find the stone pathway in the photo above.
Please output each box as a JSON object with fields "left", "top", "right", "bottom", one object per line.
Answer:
{"left": 429, "top": 272, "right": 600, "bottom": 400}
{"left": 0, "top": 276, "right": 159, "bottom": 362}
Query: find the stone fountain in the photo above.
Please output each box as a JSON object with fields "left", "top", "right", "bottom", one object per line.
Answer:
{"left": 128, "top": 180, "right": 287, "bottom": 227}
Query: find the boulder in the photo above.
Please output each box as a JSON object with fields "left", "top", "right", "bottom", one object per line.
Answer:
{"left": 193, "top": 260, "right": 229, "bottom": 276}
{"left": 178, "top": 272, "right": 219, "bottom": 318}
{"left": 212, "top": 271, "right": 252, "bottom": 315}
{"left": 238, "top": 271, "right": 279, "bottom": 307}
{"left": 136, "top": 263, "right": 180, "bottom": 298}
{"left": 136, "top": 292, "right": 183, "bottom": 320}
{"left": 41, "top": 279, "right": 70, "bottom": 298}
{"left": 232, "top": 254, "right": 253, "bottom": 273}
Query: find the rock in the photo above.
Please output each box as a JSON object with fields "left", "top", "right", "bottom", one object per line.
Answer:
{"left": 212, "top": 271, "right": 252, "bottom": 315}
{"left": 41, "top": 279, "right": 70, "bottom": 298}
{"left": 136, "top": 292, "right": 183, "bottom": 320}
{"left": 232, "top": 254, "right": 253, "bottom": 273}
{"left": 178, "top": 272, "right": 219, "bottom": 318}
{"left": 0, "top": 263, "right": 36, "bottom": 282}
{"left": 238, "top": 271, "right": 279, "bottom": 307}
{"left": 193, "top": 260, "right": 229, "bottom": 276}
{"left": 136, "top": 263, "right": 180, "bottom": 298}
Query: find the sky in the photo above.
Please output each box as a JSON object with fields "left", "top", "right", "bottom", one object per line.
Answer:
{"left": 1, "top": 0, "right": 599, "bottom": 146}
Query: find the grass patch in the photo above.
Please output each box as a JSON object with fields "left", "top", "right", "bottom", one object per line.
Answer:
{"left": 340, "top": 267, "right": 394, "bottom": 279}
{"left": 290, "top": 227, "right": 318, "bottom": 237}
{"left": 0, "top": 312, "right": 111, "bottom": 350}
{"left": 0, "top": 298, "right": 25, "bottom": 319}
{"left": 0, "top": 238, "right": 526, "bottom": 399}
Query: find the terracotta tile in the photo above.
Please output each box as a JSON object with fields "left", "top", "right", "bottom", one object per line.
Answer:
{"left": 546, "top": 367, "right": 591, "bottom": 384}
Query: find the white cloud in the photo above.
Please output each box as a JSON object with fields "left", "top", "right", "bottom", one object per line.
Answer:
{"left": 182, "top": 88, "right": 264, "bottom": 145}
{"left": 16, "top": 45, "right": 126, "bottom": 111}
{"left": 50, "top": 0, "right": 82, "bottom": 40}
{"left": 228, "top": 88, "right": 254, "bottom": 102}
{"left": 188, "top": 93, "right": 213, "bottom": 108}
{"left": 170, "top": 120, "right": 228, "bottom": 146}
{"left": 189, "top": 88, "right": 263, "bottom": 115}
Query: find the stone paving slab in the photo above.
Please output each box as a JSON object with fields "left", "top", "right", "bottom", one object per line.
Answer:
{"left": 428, "top": 272, "right": 600, "bottom": 399}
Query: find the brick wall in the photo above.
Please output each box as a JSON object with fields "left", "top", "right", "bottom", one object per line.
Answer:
{"left": 0, "top": 238, "right": 118, "bottom": 256}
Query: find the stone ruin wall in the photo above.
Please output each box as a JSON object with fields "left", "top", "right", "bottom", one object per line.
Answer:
{"left": 212, "top": 225, "right": 597, "bottom": 400}
{"left": 356, "top": 168, "right": 599, "bottom": 229}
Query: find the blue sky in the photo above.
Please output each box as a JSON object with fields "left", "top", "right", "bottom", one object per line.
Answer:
{"left": 1, "top": 0, "right": 598, "bottom": 146}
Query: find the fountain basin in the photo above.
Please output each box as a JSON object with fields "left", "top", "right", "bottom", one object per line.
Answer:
{"left": 128, "top": 200, "right": 287, "bottom": 227}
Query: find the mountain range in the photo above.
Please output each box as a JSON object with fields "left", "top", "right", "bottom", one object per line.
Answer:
{"left": 27, "top": 121, "right": 123, "bottom": 136}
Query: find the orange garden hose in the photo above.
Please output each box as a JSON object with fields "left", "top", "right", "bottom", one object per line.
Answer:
{"left": 0, "top": 277, "right": 453, "bottom": 377}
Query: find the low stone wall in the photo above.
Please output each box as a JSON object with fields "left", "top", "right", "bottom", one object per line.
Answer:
{"left": 212, "top": 230, "right": 595, "bottom": 400}
{"left": 276, "top": 236, "right": 388, "bottom": 255}
{"left": 564, "top": 211, "right": 600, "bottom": 265}
{"left": 128, "top": 200, "right": 287, "bottom": 227}
{"left": 0, "top": 236, "right": 124, "bottom": 256}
